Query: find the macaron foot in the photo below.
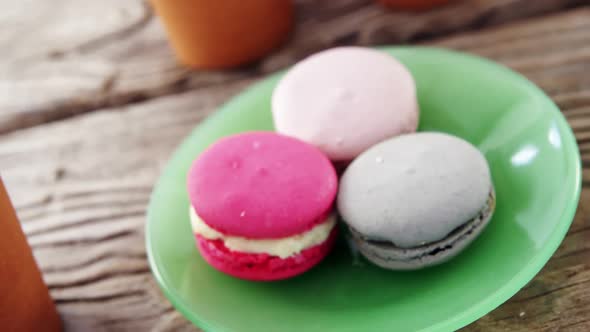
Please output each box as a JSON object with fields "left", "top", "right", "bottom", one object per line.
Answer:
{"left": 196, "top": 228, "right": 337, "bottom": 281}
{"left": 350, "top": 190, "right": 495, "bottom": 270}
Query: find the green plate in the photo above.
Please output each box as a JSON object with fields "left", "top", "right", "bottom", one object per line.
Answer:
{"left": 146, "top": 47, "right": 581, "bottom": 332}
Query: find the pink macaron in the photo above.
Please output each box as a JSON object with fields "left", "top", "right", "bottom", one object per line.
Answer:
{"left": 187, "top": 132, "right": 338, "bottom": 281}
{"left": 272, "top": 47, "right": 419, "bottom": 162}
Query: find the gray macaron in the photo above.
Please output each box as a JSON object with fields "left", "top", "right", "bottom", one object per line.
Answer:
{"left": 338, "top": 132, "right": 495, "bottom": 270}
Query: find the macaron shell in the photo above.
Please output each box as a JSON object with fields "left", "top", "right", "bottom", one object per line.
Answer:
{"left": 195, "top": 228, "right": 337, "bottom": 281}
{"left": 352, "top": 191, "right": 495, "bottom": 270}
{"left": 188, "top": 132, "right": 337, "bottom": 239}
{"left": 272, "top": 47, "right": 418, "bottom": 161}
{"left": 338, "top": 132, "right": 492, "bottom": 248}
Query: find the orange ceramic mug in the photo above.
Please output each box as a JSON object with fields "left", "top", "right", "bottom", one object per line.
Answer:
{"left": 150, "top": 0, "right": 293, "bottom": 69}
{"left": 0, "top": 179, "right": 62, "bottom": 331}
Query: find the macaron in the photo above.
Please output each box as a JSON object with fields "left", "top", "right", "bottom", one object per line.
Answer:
{"left": 187, "top": 132, "right": 338, "bottom": 281}
{"left": 338, "top": 132, "right": 495, "bottom": 270}
{"left": 272, "top": 47, "right": 419, "bottom": 161}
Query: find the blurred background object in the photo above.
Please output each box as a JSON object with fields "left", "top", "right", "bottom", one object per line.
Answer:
{"left": 0, "top": 179, "right": 62, "bottom": 332}
{"left": 150, "top": 0, "right": 293, "bottom": 69}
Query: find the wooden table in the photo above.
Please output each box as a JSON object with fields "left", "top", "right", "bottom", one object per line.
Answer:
{"left": 1, "top": 0, "right": 589, "bottom": 331}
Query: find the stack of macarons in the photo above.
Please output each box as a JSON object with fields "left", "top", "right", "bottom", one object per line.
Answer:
{"left": 187, "top": 47, "right": 495, "bottom": 281}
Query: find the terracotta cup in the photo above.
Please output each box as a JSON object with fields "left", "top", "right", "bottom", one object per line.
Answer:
{"left": 377, "top": 0, "right": 452, "bottom": 10}
{"left": 150, "top": 0, "right": 293, "bottom": 69}
{"left": 0, "top": 179, "right": 62, "bottom": 332}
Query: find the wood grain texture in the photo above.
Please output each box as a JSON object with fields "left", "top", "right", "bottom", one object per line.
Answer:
{"left": 1, "top": 79, "right": 254, "bottom": 332}
{"left": 0, "top": 0, "right": 587, "bottom": 134}
{"left": 1, "top": 4, "right": 590, "bottom": 332}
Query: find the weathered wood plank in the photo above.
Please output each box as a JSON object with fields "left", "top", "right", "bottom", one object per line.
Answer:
{"left": 0, "top": 0, "right": 587, "bottom": 134}
{"left": 1, "top": 80, "right": 254, "bottom": 332}
{"left": 1, "top": 6, "right": 590, "bottom": 332}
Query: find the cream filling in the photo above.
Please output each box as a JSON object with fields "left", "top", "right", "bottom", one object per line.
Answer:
{"left": 190, "top": 207, "right": 336, "bottom": 259}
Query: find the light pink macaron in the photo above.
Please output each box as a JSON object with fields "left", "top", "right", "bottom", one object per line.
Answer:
{"left": 272, "top": 47, "right": 419, "bottom": 161}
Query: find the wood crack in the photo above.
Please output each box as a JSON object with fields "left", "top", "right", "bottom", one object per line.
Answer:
{"left": 31, "top": 229, "right": 137, "bottom": 249}
{"left": 567, "top": 225, "right": 590, "bottom": 236}
{"left": 560, "top": 317, "right": 590, "bottom": 329}
{"left": 54, "top": 290, "right": 146, "bottom": 304}
{"left": 43, "top": 251, "right": 147, "bottom": 274}
{"left": 554, "top": 247, "right": 590, "bottom": 260}
{"left": 48, "top": 267, "right": 150, "bottom": 290}
{"left": 100, "top": 307, "right": 175, "bottom": 328}
{"left": 515, "top": 278, "right": 590, "bottom": 303}
{"left": 26, "top": 209, "right": 145, "bottom": 237}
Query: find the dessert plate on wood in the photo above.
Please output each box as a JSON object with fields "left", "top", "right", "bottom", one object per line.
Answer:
{"left": 147, "top": 47, "right": 581, "bottom": 332}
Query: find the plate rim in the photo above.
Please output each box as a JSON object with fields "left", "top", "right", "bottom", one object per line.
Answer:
{"left": 146, "top": 46, "right": 582, "bottom": 332}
